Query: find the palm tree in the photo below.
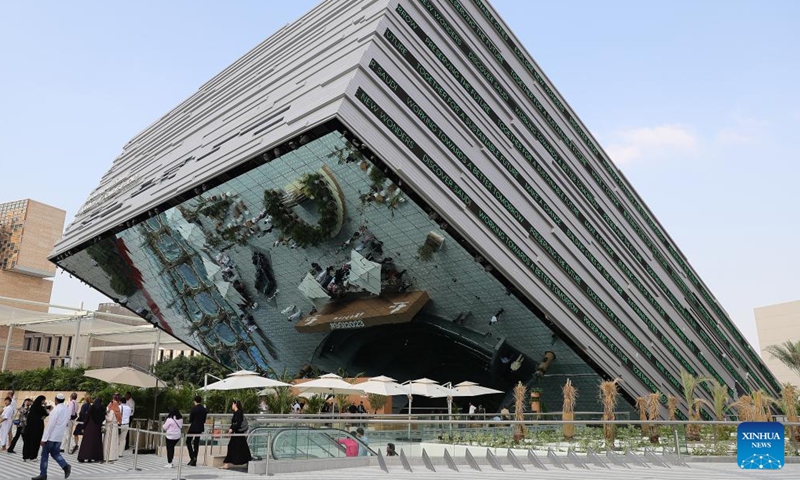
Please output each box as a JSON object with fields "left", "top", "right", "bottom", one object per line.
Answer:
{"left": 680, "top": 368, "right": 709, "bottom": 441}
{"left": 704, "top": 379, "right": 732, "bottom": 440}
{"left": 779, "top": 383, "right": 800, "bottom": 448}
{"left": 766, "top": 340, "right": 800, "bottom": 378}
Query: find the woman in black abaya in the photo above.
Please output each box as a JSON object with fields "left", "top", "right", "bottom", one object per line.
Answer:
{"left": 77, "top": 398, "right": 105, "bottom": 463}
{"left": 22, "top": 395, "right": 47, "bottom": 461}
{"left": 222, "top": 400, "right": 252, "bottom": 468}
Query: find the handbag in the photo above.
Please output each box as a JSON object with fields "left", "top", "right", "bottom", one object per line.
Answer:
{"left": 238, "top": 416, "right": 249, "bottom": 433}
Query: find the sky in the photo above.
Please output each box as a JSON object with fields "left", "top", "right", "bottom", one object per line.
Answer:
{"left": 1, "top": 0, "right": 798, "bottom": 351}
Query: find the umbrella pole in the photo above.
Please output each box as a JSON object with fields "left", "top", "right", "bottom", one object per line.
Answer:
{"left": 407, "top": 394, "right": 412, "bottom": 441}
{"left": 448, "top": 396, "right": 453, "bottom": 437}
{"left": 151, "top": 329, "right": 161, "bottom": 419}
{"left": 152, "top": 387, "right": 158, "bottom": 421}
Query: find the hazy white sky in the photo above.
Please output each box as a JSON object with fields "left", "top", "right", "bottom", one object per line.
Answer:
{"left": 1, "top": 0, "right": 798, "bottom": 351}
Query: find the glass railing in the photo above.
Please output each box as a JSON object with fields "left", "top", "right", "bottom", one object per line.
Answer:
{"left": 149, "top": 413, "right": 800, "bottom": 462}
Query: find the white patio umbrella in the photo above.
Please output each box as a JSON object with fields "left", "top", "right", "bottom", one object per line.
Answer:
{"left": 444, "top": 381, "right": 504, "bottom": 416}
{"left": 295, "top": 373, "right": 366, "bottom": 396}
{"left": 359, "top": 375, "right": 408, "bottom": 397}
{"left": 295, "top": 373, "right": 366, "bottom": 415}
{"left": 348, "top": 250, "right": 382, "bottom": 295}
{"left": 297, "top": 272, "right": 330, "bottom": 310}
{"left": 403, "top": 378, "right": 456, "bottom": 416}
{"left": 85, "top": 366, "right": 168, "bottom": 419}
{"left": 452, "top": 381, "right": 505, "bottom": 397}
{"left": 407, "top": 378, "right": 455, "bottom": 398}
{"left": 85, "top": 366, "right": 167, "bottom": 389}
{"left": 198, "top": 370, "right": 291, "bottom": 391}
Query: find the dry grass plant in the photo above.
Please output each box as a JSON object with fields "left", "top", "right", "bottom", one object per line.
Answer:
{"left": 731, "top": 395, "right": 756, "bottom": 422}
{"left": 562, "top": 379, "right": 577, "bottom": 440}
{"left": 667, "top": 395, "right": 679, "bottom": 421}
{"left": 599, "top": 378, "right": 621, "bottom": 449}
{"left": 513, "top": 381, "right": 527, "bottom": 442}
{"left": 636, "top": 396, "right": 648, "bottom": 439}
{"left": 646, "top": 392, "right": 661, "bottom": 443}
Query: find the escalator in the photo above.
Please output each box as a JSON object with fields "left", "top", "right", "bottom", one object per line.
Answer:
{"left": 248, "top": 427, "right": 377, "bottom": 460}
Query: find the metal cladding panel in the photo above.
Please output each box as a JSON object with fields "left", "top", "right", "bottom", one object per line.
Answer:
{"left": 53, "top": 0, "right": 779, "bottom": 413}
{"left": 53, "top": 0, "right": 393, "bottom": 256}
{"left": 336, "top": 0, "right": 780, "bottom": 408}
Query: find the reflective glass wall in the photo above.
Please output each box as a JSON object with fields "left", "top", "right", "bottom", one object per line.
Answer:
{"left": 60, "top": 126, "right": 603, "bottom": 410}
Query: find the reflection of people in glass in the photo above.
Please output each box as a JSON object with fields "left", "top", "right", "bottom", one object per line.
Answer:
{"left": 252, "top": 251, "right": 277, "bottom": 296}
{"left": 386, "top": 443, "right": 398, "bottom": 456}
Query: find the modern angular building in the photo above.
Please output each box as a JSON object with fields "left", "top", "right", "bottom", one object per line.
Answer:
{"left": 50, "top": 0, "right": 780, "bottom": 414}
{"left": 1, "top": 198, "right": 66, "bottom": 370}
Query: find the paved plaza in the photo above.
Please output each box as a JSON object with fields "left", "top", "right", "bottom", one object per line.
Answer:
{"left": 0, "top": 449, "right": 798, "bottom": 480}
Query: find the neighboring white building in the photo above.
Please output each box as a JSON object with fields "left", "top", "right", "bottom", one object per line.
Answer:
{"left": 755, "top": 300, "right": 800, "bottom": 387}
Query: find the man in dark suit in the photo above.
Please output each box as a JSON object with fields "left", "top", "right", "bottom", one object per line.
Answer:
{"left": 186, "top": 396, "right": 207, "bottom": 466}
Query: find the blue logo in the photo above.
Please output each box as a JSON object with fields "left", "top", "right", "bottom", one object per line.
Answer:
{"left": 737, "top": 422, "right": 784, "bottom": 469}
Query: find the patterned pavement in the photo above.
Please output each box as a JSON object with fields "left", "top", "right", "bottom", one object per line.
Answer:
{"left": 1, "top": 447, "right": 798, "bottom": 480}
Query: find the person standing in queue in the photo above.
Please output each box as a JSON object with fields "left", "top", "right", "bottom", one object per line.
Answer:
{"left": 186, "top": 396, "right": 207, "bottom": 467}
{"left": 0, "top": 390, "right": 17, "bottom": 451}
{"left": 23, "top": 396, "right": 48, "bottom": 462}
{"left": 123, "top": 392, "right": 135, "bottom": 450}
{"left": 70, "top": 396, "right": 91, "bottom": 455}
{"left": 117, "top": 398, "right": 131, "bottom": 457}
{"left": 60, "top": 393, "right": 78, "bottom": 454}
{"left": 103, "top": 394, "right": 121, "bottom": 462}
{"left": 77, "top": 398, "right": 104, "bottom": 463}
{"left": 7, "top": 396, "right": 31, "bottom": 454}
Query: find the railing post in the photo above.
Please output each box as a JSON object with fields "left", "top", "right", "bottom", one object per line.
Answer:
{"left": 266, "top": 431, "right": 272, "bottom": 476}
{"left": 132, "top": 428, "right": 141, "bottom": 471}
{"left": 175, "top": 433, "right": 185, "bottom": 480}
{"left": 673, "top": 424, "right": 680, "bottom": 458}
{"left": 210, "top": 416, "right": 216, "bottom": 456}
{"left": 204, "top": 425, "right": 210, "bottom": 467}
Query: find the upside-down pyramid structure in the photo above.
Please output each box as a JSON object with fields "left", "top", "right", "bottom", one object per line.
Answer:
{"left": 51, "top": 0, "right": 779, "bottom": 414}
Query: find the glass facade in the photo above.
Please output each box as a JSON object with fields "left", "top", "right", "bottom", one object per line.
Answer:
{"left": 58, "top": 126, "right": 602, "bottom": 411}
